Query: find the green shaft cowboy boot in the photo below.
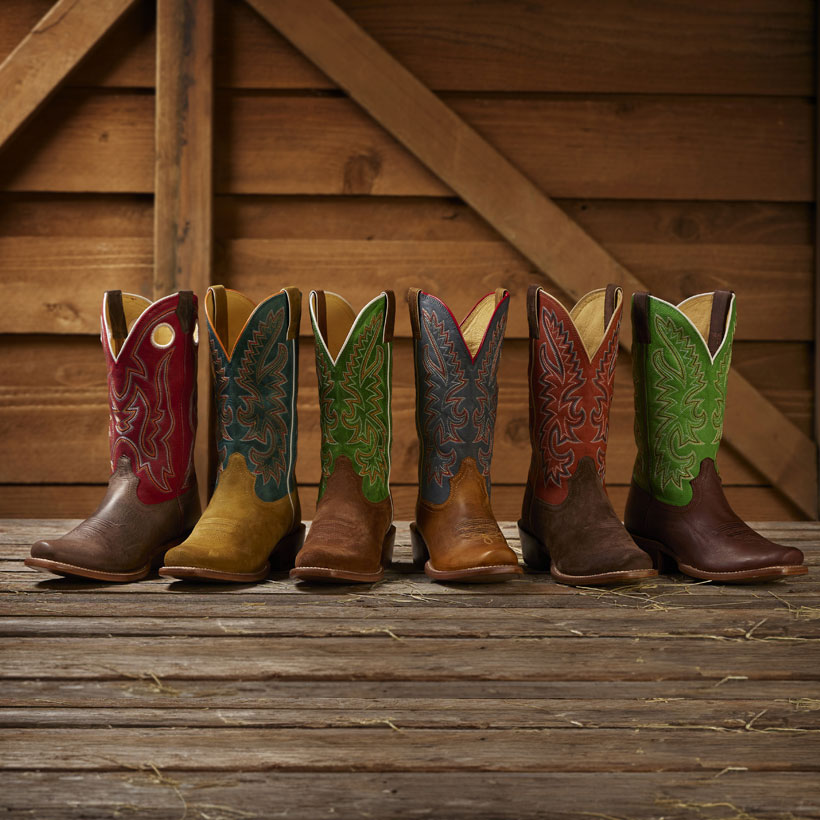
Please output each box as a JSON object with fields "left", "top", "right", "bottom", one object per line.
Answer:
{"left": 625, "top": 290, "right": 806, "bottom": 582}
{"left": 161, "top": 286, "right": 305, "bottom": 582}
{"left": 291, "top": 290, "right": 396, "bottom": 583}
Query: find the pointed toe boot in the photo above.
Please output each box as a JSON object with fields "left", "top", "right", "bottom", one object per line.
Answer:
{"left": 407, "top": 288, "right": 522, "bottom": 583}
{"left": 291, "top": 291, "right": 395, "bottom": 584}
{"left": 27, "top": 291, "right": 200, "bottom": 582}
{"left": 625, "top": 290, "right": 807, "bottom": 582}
{"left": 161, "top": 286, "right": 304, "bottom": 583}
{"left": 518, "top": 285, "right": 656, "bottom": 586}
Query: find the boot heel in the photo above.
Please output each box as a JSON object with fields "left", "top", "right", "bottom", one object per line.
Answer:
{"left": 381, "top": 525, "right": 396, "bottom": 567}
{"left": 270, "top": 523, "right": 306, "bottom": 572}
{"left": 631, "top": 534, "right": 675, "bottom": 573}
{"left": 409, "top": 523, "right": 429, "bottom": 567}
{"left": 518, "top": 522, "right": 551, "bottom": 571}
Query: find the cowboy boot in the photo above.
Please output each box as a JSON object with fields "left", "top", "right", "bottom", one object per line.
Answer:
{"left": 161, "top": 286, "right": 304, "bottom": 582}
{"left": 518, "top": 285, "right": 657, "bottom": 586}
{"left": 407, "top": 288, "right": 522, "bottom": 582}
{"left": 291, "top": 290, "right": 396, "bottom": 583}
{"left": 625, "top": 290, "right": 807, "bottom": 582}
{"left": 27, "top": 291, "right": 200, "bottom": 582}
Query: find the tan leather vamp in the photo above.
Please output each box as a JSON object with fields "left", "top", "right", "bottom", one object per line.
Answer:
{"left": 296, "top": 456, "right": 393, "bottom": 575}
{"left": 416, "top": 458, "right": 518, "bottom": 571}
{"left": 163, "top": 452, "right": 300, "bottom": 574}
{"left": 30, "top": 456, "right": 200, "bottom": 573}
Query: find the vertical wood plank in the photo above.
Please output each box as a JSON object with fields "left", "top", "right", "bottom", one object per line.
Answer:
{"left": 814, "top": 4, "right": 820, "bottom": 518}
{"left": 245, "top": 0, "right": 818, "bottom": 519}
{"left": 0, "top": 0, "right": 137, "bottom": 150}
{"left": 155, "top": 0, "right": 215, "bottom": 505}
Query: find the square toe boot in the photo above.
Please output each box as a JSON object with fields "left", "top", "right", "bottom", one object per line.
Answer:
{"left": 518, "top": 285, "right": 657, "bottom": 586}
{"left": 407, "top": 288, "right": 522, "bottom": 583}
{"left": 161, "top": 286, "right": 304, "bottom": 583}
{"left": 27, "top": 290, "right": 201, "bottom": 582}
{"left": 625, "top": 290, "right": 807, "bottom": 582}
{"left": 291, "top": 291, "right": 396, "bottom": 583}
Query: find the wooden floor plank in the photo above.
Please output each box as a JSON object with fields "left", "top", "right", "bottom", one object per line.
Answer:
{"left": 2, "top": 725, "right": 818, "bottom": 772}
{"left": 2, "top": 771, "right": 819, "bottom": 820}
{"left": 2, "top": 636, "right": 818, "bottom": 681}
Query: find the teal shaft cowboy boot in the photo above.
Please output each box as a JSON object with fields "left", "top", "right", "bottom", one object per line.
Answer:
{"left": 625, "top": 290, "right": 806, "bottom": 582}
{"left": 291, "top": 290, "right": 396, "bottom": 583}
{"left": 161, "top": 286, "right": 304, "bottom": 582}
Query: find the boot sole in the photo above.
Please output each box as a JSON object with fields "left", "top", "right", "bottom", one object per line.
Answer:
{"left": 631, "top": 534, "right": 809, "bottom": 583}
{"left": 24, "top": 535, "right": 187, "bottom": 583}
{"left": 410, "top": 523, "right": 523, "bottom": 583}
{"left": 159, "top": 523, "right": 306, "bottom": 583}
{"left": 517, "top": 523, "right": 658, "bottom": 587}
{"left": 290, "top": 526, "right": 396, "bottom": 584}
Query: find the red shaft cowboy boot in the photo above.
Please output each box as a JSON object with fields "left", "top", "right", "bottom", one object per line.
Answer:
{"left": 519, "top": 285, "right": 656, "bottom": 585}
{"left": 27, "top": 291, "right": 200, "bottom": 581}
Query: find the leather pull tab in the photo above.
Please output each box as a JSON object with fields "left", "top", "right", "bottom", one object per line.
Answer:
{"left": 282, "top": 287, "right": 301, "bottom": 340}
{"left": 632, "top": 292, "right": 651, "bottom": 344}
{"left": 604, "top": 284, "right": 620, "bottom": 328}
{"left": 707, "top": 290, "right": 733, "bottom": 356}
{"left": 176, "top": 290, "right": 194, "bottom": 334}
{"left": 526, "top": 284, "right": 540, "bottom": 338}
{"left": 313, "top": 290, "right": 328, "bottom": 344}
{"left": 382, "top": 290, "right": 396, "bottom": 343}
{"left": 209, "top": 285, "right": 229, "bottom": 348}
{"left": 105, "top": 290, "right": 128, "bottom": 353}
{"left": 406, "top": 287, "right": 422, "bottom": 340}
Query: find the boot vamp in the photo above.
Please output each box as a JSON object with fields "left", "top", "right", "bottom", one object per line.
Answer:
{"left": 632, "top": 460, "right": 806, "bottom": 572}
{"left": 30, "top": 459, "right": 188, "bottom": 573}
{"left": 296, "top": 456, "right": 392, "bottom": 574}
{"left": 417, "top": 457, "right": 518, "bottom": 572}
{"left": 164, "top": 454, "right": 296, "bottom": 573}
{"left": 530, "top": 458, "right": 652, "bottom": 576}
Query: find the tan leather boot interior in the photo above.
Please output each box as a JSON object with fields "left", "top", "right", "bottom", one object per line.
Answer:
{"left": 678, "top": 293, "right": 715, "bottom": 343}
{"left": 206, "top": 286, "right": 257, "bottom": 356}
{"left": 570, "top": 286, "right": 622, "bottom": 359}
{"left": 460, "top": 290, "right": 505, "bottom": 357}
{"left": 105, "top": 293, "right": 151, "bottom": 356}
{"left": 311, "top": 291, "right": 357, "bottom": 359}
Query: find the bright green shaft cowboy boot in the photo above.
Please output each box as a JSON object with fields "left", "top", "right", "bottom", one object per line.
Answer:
{"left": 291, "top": 290, "right": 396, "bottom": 583}
{"left": 625, "top": 290, "right": 806, "bottom": 582}
{"left": 161, "top": 286, "right": 305, "bottom": 582}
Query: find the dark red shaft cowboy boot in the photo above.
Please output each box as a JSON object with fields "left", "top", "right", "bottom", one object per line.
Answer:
{"left": 27, "top": 291, "right": 201, "bottom": 581}
{"left": 518, "top": 285, "right": 657, "bottom": 586}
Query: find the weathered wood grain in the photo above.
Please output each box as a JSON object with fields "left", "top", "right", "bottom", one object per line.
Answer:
{"left": 4, "top": 770, "right": 820, "bottom": 819}
{"left": 2, "top": 636, "right": 818, "bottom": 681}
{"left": 2, "top": 0, "right": 814, "bottom": 96}
{"left": 1, "top": 725, "right": 818, "bottom": 772}
{"left": 0, "top": 92, "right": 812, "bottom": 201}
{"left": 0, "top": 0, "right": 138, "bottom": 150}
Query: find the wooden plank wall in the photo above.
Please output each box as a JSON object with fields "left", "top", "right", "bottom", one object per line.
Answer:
{"left": 0, "top": 0, "right": 815, "bottom": 520}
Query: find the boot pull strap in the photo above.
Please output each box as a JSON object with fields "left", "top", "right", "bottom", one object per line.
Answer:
{"left": 708, "top": 290, "right": 733, "bottom": 355}
{"left": 382, "top": 290, "right": 396, "bottom": 343}
{"left": 526, "top": 284, "right": 540, "bottom": 339}
{"left": 406, "top": 288, "right": 422, "bottom": 340}
{"left": 313, "top": 290, "right": 328, "bottom": 345}
{"left": 632, "top": 292, "right": 651, "bottom": 344}
{"left": 604, "top": 284, "right": 620, "bottom": 328}
{"left": 209, "top": 285, "right": 229, "bottom": 348}
{"left": 105, "top": 290, "right": 128, "bottom": 353}
{"left": 176, "top": 290, "right": 195, "bottom": 334}
{"left": 281, "top": 287, "right": 301, "bottom": 340}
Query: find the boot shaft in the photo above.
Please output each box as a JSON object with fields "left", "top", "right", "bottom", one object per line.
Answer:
{"left": 408, "top": 288, "right": 509, "bottom": 505}
{"left": 206, "top": 286, "right": 301, "bottom": 503}
{"left": 102, "top": 290, "right": 198, "bottom": 504}
{"left": 309, "top": 290, "right": 394, "bottom": 504}
{"left": 526, "top": 285, "right": 622, "bottom": 505}
{"left": 631, "top": 290, "right": 736, "bottom": 506}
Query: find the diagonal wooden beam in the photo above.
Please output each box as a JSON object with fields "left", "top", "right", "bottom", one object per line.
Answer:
{"left": 155, "top": 0, "right": 216, "bottom": 507}
{"left": 245, "top": 0, "right": 818, "bottom": 518}
{"left": 0, "top": 0, "right": 138, "bottom": 151}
